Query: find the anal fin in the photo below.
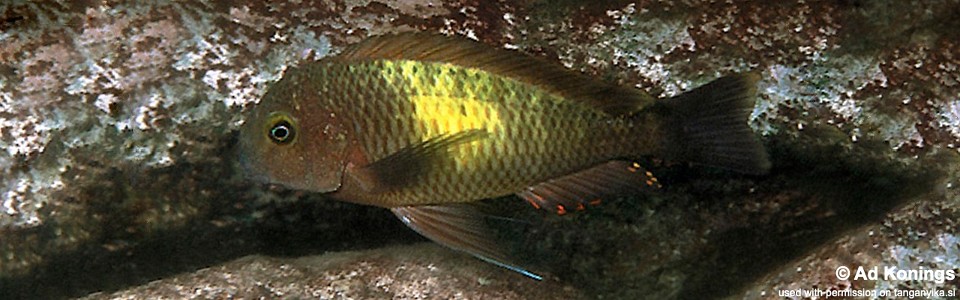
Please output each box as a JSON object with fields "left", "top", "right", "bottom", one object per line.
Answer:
{"left": 390, "top": 204, "right": 542, "bottom": 280}
{"left": 517, "top": 161, "right": 660, "bottom": 215}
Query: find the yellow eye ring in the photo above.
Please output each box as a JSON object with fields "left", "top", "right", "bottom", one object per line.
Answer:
{"left": 266, "top": 113, "right": 297, "bottom": 145}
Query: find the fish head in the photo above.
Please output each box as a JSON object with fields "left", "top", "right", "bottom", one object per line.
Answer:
{"left": 237, "top": 72, "right": 350, "bottom": 193}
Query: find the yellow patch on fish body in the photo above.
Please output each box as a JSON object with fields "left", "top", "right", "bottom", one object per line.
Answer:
{"left": 411, "top": 94, "right": 501, "bottom": 170}
{"left": 381, "top": 60, "right": 505, "bottom": 170}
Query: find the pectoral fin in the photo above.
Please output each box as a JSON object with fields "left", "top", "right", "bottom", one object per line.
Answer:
{"left": 390, "top": 204, "right": 542, "bottom": 280}
{"left": 517, "top": 161, "right": 660, "bottom": 215}
{"left": 349, "top": 129, "right": 488, "bottom": 193}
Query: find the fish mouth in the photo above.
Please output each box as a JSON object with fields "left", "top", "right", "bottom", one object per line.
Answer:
{"left": 233, "top": 133, "right": 271, "bottom": 185}
{"left": 236, "top": 153, "right": 268, "bottom": 183}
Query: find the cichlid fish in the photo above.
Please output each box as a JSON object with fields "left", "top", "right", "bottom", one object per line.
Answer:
{"left": 238, "top": 33, "right": 770, "bottom": 279}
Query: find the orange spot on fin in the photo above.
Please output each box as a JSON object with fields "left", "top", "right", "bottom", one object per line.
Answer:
{"left": 556, "top": 205, "right": 567, "bottom": 216}
{"left": 526, "top": 194, "right": 542, "bottom": 209}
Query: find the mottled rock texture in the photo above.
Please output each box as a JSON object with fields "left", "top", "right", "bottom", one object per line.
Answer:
{"left": 1, "top": 0, "right": 958, "bottom": 299}
{"left": 81, "top": 243, "right": 581, "bottom": 300}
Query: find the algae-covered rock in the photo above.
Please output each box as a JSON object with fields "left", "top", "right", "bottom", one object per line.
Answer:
{"left": 1, "top": 0, "right": 958, "bottom": 299}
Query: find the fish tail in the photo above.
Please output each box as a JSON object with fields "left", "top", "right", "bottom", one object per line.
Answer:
{"left": 659, "top": 74, "right": 771, "bottom": 175}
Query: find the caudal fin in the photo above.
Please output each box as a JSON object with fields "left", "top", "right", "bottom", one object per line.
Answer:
{"left": 662, "top": 74, "right": 771, "bottom": 175}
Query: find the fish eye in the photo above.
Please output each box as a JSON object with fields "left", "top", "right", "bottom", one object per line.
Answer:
{"left": 268, "top": 119, "right": 296, "bottom": 145}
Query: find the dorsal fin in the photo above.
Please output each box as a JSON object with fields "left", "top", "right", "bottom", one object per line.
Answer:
{"left": 335, "top": 33, "right": 656, "bottom": 116}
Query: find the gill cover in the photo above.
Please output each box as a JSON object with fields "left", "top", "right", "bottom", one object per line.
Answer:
{"left": 238, "top": 69, "right": 351, "bottom": 193}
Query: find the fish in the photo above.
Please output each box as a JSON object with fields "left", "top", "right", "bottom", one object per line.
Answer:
{"left": 237, "top": 33, "right": 770, "bottom": 280}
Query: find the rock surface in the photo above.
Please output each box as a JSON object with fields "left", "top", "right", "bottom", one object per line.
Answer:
{"left": 1, "top": 0, "right": 958, "bottom": 299}
{"left": 81, "top": 243, "right": 579, "bottom": 300}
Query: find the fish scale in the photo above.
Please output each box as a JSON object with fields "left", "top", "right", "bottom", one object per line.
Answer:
{"left": 320, "top": 59, "right": 632, "bottom": 206}
{"left": 238, "top": 33, "right": 769, "bottom": 279}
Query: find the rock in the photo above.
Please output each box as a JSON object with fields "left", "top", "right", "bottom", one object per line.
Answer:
{"left": 81, "top": 243, "right": 580, "bottom": 300}
{"left": 1, "top": 0, "right": 958, "bottom": 299}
